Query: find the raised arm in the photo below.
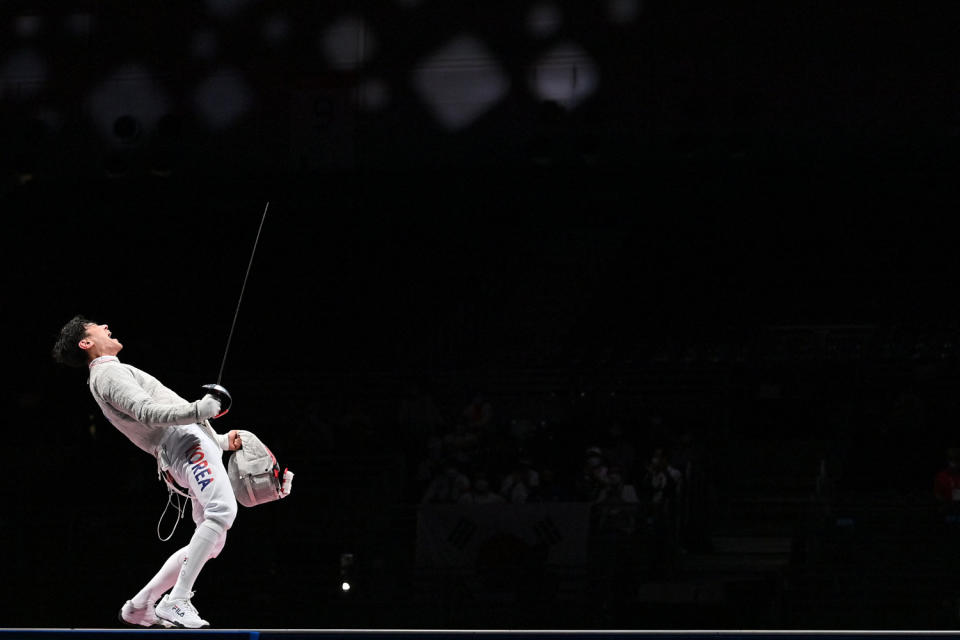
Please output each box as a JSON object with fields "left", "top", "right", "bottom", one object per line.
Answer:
{"left": 96, "top": 367, "right": 221, "bottom": 427}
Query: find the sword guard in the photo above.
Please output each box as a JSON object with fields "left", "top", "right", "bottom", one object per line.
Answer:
{"left": 201, "top": 383, "right": 232, "bottom": 418}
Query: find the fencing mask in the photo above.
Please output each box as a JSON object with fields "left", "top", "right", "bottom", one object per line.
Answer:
{"left": 227, "top": 429, "right": 294, "bottom": 507}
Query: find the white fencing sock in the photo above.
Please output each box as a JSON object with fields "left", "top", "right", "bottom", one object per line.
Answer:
{"left": 169, "top": 520, "right": 223, "bottom": 600}
{"left": 132, "top": 546, "right": 189, "bottom": 607}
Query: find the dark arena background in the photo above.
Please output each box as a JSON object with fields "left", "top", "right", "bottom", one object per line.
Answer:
{"left": 6, "top": 0, "right": 960, "bottom": 635}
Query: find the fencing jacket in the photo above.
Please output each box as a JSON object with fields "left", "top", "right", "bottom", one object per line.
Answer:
{"left": 87, "top": 355, "right": 228, "bottom": 458}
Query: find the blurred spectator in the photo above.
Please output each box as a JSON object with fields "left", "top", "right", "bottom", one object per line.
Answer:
{"left": 934, "top": 447, "right": 960, "bottom": 505}
{"left": 458, "top": 473, "right": 506, "bottom": 504}
{"left": 642, "top": 447, "right": 683, "bottom": 510}
{"left": 640, "top": 447, "right": 683, "bottom": 578}
{"left": 596, "top": 466, "right": 640, "bottom": 505}
{"left": 575, "top": 445, "right": 609, "bottom": 502}
{"left": 443, "top": 420, "right": 482, "bottom": 468}
{"left": 500, "top": 457, "right": 540, "bottom": 504}
{"left": 529, "top": 466, "right": 569, "bottom": 502}
{"left": 420, "top": 460, "right": 470, "bottom": 504}
{"left": 594, "top": 466, "right": 640, "bottom": 535}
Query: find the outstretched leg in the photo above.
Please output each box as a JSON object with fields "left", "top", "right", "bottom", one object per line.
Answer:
{"left": 119, "top": 545, "right": 189, "bottom": 627}
{"left": 135, "top": 545, "right": 190, "bottom": 604}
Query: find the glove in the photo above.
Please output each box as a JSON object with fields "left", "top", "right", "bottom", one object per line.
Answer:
{"left": 196, "top": 394, "right": 222, "bottom": 421}
{"left": 215, "top": 430, "right": 243, "bottom": 451}
{"left": 200, "top": 383, "right": 232, "bottom": 418}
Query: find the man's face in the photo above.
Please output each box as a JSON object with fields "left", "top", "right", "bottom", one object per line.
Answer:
{"left": 79, "top": 322, "right": 123, "bottom": 357}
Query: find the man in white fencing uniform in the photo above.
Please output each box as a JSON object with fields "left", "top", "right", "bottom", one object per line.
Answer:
{"left": 52, "top": 315, "right": 242, "bottom": 629}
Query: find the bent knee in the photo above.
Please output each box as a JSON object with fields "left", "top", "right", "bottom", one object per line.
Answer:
{"left": 207, "top": 502, "right": 237, "bottom": 530}
{"left": 203, "top": 493, "right": 237, "bottom": 530}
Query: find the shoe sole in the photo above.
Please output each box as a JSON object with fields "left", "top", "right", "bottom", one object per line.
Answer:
{"left": 155, "top": 611, "right": 209, "bottom": 629}
{"left": 156, "top": 617, "right": 210, "bottom": 629}
{"left": 117, "top": 611, "right": 173, "bottom": 629}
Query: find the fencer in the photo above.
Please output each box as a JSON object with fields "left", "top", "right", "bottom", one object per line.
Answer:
{"left": 52, "top": 316, "right": 242, "bottom": 629}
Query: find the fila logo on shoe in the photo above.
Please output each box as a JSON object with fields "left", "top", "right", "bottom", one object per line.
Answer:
{"left": 186, "top": 443, "right": 214, "bottom": 491}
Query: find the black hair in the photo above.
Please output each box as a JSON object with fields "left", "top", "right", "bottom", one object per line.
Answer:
{"left": 52, "top": 315, "right": 94, "bottom": 368}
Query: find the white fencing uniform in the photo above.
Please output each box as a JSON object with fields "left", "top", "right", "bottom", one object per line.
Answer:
{"left": 87, "top": 355, "right": 230, "bottom": 455}
{"left": 87, "top": 355, "right": 237, "bottom": 617}
{"left": 161, "top": 424, "right": 237, "bottom": 547}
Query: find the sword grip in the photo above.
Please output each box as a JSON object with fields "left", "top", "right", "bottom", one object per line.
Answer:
{"left": 201, "top": 383, "right": 232, "bottom": 418}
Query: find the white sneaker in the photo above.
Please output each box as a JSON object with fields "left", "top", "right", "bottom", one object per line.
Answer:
{"left": 118, "top": 599, "right": 172, "bottom": 628}
{"left": 155, "top": 592, "right": 210, "bottom": 628}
